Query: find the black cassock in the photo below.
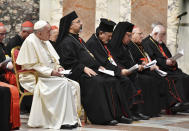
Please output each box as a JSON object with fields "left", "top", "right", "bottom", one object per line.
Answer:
{"left": 86, "top": 34, "right": 143, "bottom": 107}
{"left": 0, "top": 86, "right": 11, "bottom": 131}
{"left": 6, "top": 34, "right": 24, "bottom": 56}
{"left": 0, "top": 42, "right": 7, "bottom": 82}
{"left": 142, "top": 36, "right": 189, "bottom": 104}
{"left": 109, "top": 42, "right": 165, "bottom": 117}
{"left": 128, "top": 41, "right": 170, "bottom": 110}
{"left": 55, "top": 33, "right": 132, "bottom": 124}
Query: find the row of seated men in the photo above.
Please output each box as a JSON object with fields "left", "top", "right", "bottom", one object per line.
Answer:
{"left": 1, "top": 10, "right": 189, "bottom": 130}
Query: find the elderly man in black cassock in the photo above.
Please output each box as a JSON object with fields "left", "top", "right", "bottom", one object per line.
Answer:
{"left": 127, "top": 26, "right": 171, "bottom": 116}
{"left": 55, "top": 11, "right": 135, "bottom": 125}
{"left": 142, "top": 24, "right": 189, "bottom": 113}
{"left": 86, "top": 18, "right": 149, "bottom": 120}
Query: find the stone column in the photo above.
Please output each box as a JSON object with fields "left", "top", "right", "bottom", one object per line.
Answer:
{"left": 167, "top": 0, "right": 182, "bottom": 55}
{"left": 40, "top": 0, "right": 62, "bottom": 26}
{"left": 131, "top": 0, "right": 168, "bottom": 38}
{"left": 63, "top": 0, "right": 96, "bottom": 41}
{"left": 175, "top": 0, "right": 189, "bottom": 73}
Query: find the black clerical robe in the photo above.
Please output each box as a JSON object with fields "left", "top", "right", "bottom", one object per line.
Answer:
{"left": 86, "top": 34, "right": 143, "bottom": 107}
{"left": 55, "top": 33, "right": 132, "bottom": 124}
{"left": 0, "top": 42, "right": 7, "bottom": 82}
{"left": 109, "top": 43, "right": 165, "bottom": 117}
{"left": 0, "top": 86, "right": 11, "bottom": 131}
{"left": 142, "top": 36, "right": 189, "bottom": 103}
{"left": 6, "top": 34, "right": 24, "bottom": 56}
{"left": 86, "top": 34, "right": 121, "bottom": 76}
{"left": 128, "top": 41, "right": 174, "bottom": 109}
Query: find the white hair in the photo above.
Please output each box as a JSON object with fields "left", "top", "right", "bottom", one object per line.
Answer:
{"left": 151, "top": 22, "right": 163, "bottom": 29}
{"left": 150, "top": 25, "right": 164, "bottom": 36}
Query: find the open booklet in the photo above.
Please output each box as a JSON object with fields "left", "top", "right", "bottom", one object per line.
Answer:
{"left": 98, "top": 68, "right": 115, "bottom": 76}
{"left": 155, "top": 69, "right": 167, "bottom": 77}
{"left": 59, "top": 69, "right": 72, "bottom": 75}
{"left": 0, "top": 58, "right": 12, "bottom": 66}
{"left": 143, "top": 60, "right": 157, "bottom": 69}
{"left": 170, "top": 49, "right": 184, "bottom": 61}
{"left": 128, "top": 64, "right": 139, "bottom": 72}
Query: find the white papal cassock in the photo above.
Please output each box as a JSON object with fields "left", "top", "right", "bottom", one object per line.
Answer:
{"left": 16, "top": 33, "right": 81, "bottom": 129}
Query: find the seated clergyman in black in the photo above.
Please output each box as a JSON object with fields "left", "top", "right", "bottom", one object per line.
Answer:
{"left": 127, "top": 26, "right": 170, "bottom": 116}
{"left": 86, "top": 18, "right": 149, "bottom": 120}
{"left": 142, "top": 24, "right": 189, "bottom": 113}
{"left": 55, "top": 11, "right": 136, "bottom": 125}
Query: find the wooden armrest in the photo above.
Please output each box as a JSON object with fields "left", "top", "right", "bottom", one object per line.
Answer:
{"left": 17, "top": 70, "right": 38, "bottom": 84}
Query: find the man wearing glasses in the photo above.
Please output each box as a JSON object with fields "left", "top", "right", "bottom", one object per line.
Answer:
{"left": 6, "top": 21, "right": 34, "bottom": 56}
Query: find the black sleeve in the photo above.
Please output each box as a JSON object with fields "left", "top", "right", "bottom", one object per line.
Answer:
{"left": 55, "top": 40, "right": 85, "bottom": 80}
{"left": 142, "top": 40, "right": 170, "bottom": 70}
{"left": 86, "top": 39, "right": 121, "bottom": 76}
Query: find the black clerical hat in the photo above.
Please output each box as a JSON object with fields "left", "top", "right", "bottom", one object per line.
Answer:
{"left": 56, "top": 11, "right": 78, "bottom": 44}
{"left": 98, "top": 18, "right": 116, "bottom": 32}
{"left": 65, "top": 11, "right": 78, "bottom": 23}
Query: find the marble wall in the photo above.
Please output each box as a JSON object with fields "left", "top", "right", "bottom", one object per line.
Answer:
{"left": 131, "top": 0, "right": 168, "bottom": 37}
{"left": 96, "top": 0, "right": 131, "bottom": 28}
{"left": 62, "top": 0, "right": 96, "bottom": 41}
{"left": 176, "top": 0, "right": 189, "bottom": 73}
{"left": 40, "top": 0, "right": 62, "bottom": 27}
{"left": 40, "top": 0, "right": 131, "bottom": 41}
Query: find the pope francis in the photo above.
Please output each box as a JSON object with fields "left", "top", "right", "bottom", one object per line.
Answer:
{"left": 16, "top": 20, "right": 81, "bottom": 129}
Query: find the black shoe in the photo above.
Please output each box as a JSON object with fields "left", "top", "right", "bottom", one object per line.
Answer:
{"left": 118, "top": 116, "right": 133, "bottom": 124}
{"left": 104, "top": 120, "right": 118, "bottom": 126}
{"left": 151, "top": 114, "right": 161, "bottom": 118}
{"left": 60, "top": 123, "right": 78, "bottom": 129}
{"left": 131, "top": 115, "right": 141, "bottom": 121}
{"left": 135, "top": 113, "right": 150, "bottom": 120}
{"left": 171, "top": 102, "right": 189, "bottom": 113}
{"left": 180, "top": 109, "right": 189, "bottom": 113}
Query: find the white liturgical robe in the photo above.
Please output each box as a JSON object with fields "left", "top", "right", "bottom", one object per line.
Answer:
{"left": 16, "top": 33, "right": 81, "bottom": 129}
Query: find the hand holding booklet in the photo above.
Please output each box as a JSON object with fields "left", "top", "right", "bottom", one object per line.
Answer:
{"left": 0, "top": 58, "right": 12, "bottom": 66}
{"left": 59, "top": 69, "right": 72, "bottom": 75}
{"left": 128, "top": 64, "right": 139, "bottom": 72}
{"left": 143, "top": 60, "right": 157, "bottom": 69}
{"left": 98, "top": 68, "right": 115, "bottom": 76}
{"left": 170, "top": 49, "right": 184, "bottom": 61}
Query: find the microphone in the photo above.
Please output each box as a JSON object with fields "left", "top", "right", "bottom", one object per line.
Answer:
{"left": 177, "top": 11, "right": 187, "bottom": 19}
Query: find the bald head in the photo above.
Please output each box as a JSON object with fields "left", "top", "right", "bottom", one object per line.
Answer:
{"left": 0, "top": 25, "right": 6, "bottom": 42}
{"left": 131, "top": 26, "right": 143, "bottom": 45}
{"left": 151, "top": 25, "right": 166, "bottom": 44}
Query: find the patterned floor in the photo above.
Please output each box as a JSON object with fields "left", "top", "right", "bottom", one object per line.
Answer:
{"left": 18, "top": 112, "right": 189, "bottom": 131}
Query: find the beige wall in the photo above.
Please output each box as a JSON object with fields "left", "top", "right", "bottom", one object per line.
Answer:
{"left": 63, "top": 0, "right": 96, "bottom": 41}
{"left": 40, "top": 0, "right": 62, "bottom": 27}
{"left": 131, "top": 0, "right": 168, "bottom": 38}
